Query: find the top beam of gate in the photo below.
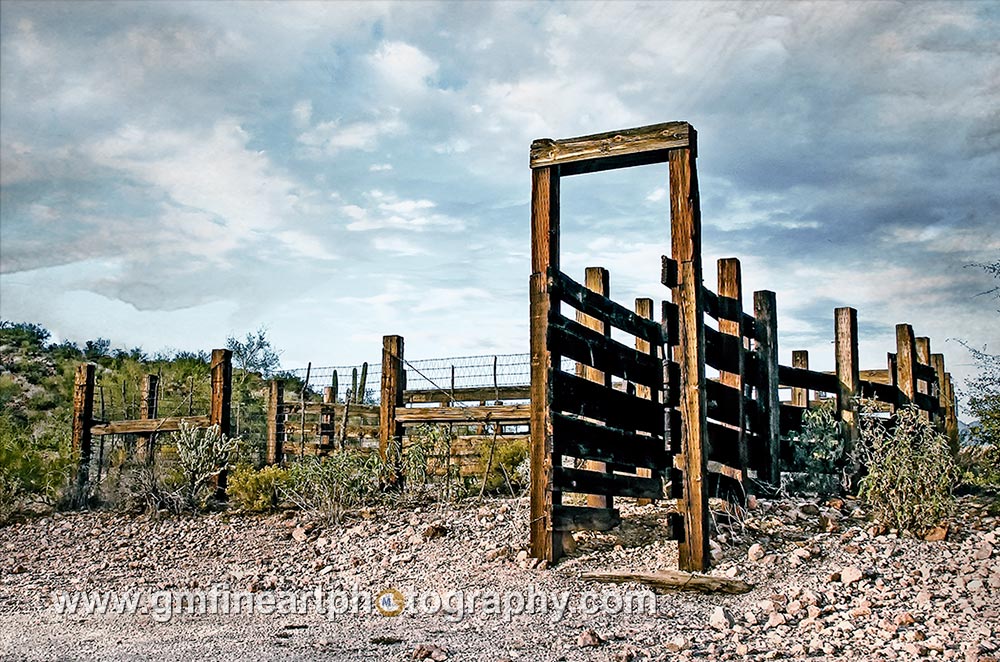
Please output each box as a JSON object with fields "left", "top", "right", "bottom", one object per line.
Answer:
{"left": 530, "top": 121, "right": 692, "bottom": 176}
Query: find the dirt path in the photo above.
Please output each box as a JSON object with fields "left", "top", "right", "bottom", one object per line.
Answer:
{"left": 1, "top": 495, "right": 997, "bottom": 661}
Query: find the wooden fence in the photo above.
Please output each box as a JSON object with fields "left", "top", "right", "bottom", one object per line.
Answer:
{"left": 527, "top": 121, "right": 961, "bottom": 571}
{"left": 71, "top": 349, "right": 232, "bottom": 503}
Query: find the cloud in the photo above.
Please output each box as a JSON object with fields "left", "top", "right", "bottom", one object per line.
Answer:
{"left": 343, "top": 191, "right": 464, "bottom": 232}
{"left": 373, "top": 236, "right": 428, "bottom": 256}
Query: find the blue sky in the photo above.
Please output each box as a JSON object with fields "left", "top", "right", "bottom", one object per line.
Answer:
{"left": 1, "top": 1, "right": 998, "bottom": 390}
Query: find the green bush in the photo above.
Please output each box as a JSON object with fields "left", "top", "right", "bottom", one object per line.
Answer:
{"left": 857, "top": 402, "right": 957, "bottom": 533}
{"left": 228, "top": 463, "right": 292, "bottom": 511}
{"left": 0, "top": 414, "right": 73, "bottom": 523}
{"left": 173, "top": 421, "right": 238, "bottom": 510}
{"left": 785, "top": 400, "right": 844, "bottom": 475}
{"left": 284, "top": 451, "right": 384, "bottom": 524}
{"left": 480, "top": 437, "right": 528, "bottom": 494}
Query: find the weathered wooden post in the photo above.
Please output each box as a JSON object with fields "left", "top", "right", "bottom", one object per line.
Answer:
{"left": 266, "top": 380, "right": 284, "bottom": 465}
{"left": 895, "top": 324, "right": 917, "bottom": 407}
{"left": 754, "top": 290, "right": 780, "bottom": 486}
{"left": 635, "top": 297, "right": 656, "bottom": 505}
{"left": 791, "top": 351, "right": 810, "bottom": 408}
{"left": 380, "top": 335, "right": 405, "bottom": 483}
{"left": 529, "top": 163, "right": 563, "bottom": 562}
{"left": 718, "top": 257, "right": 748, "bottom": 475}
{"left": 210, "top": 349, "right": 233, "bottom": 500}
{"left": 136, "top": 374, "right": 159, "bottom": 463}
{"left": 835, "top": 307, "right": 859, "bottom": 479}
{"left": 577, "top": 266, "right": 612, "bottom": 509}
{"left": 669, "top": 137, "right": 710, "bottom": 572}
{"left": 322, "top": 386, "right": 334, "bottom": 448}
{"left": 930, "top": 353, "right": 959, "bottom": 454}
{"left": 72, "top": 363, "right": 96, "bottom": 507}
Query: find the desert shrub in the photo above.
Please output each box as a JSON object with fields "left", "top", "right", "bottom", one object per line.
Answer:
{"left": 479, "top": 437, "right": 529, "bottom": 494}
{"left": 228, "top": 463, "right": 292, "bottom": 511}
{"left": 857, "top": 402, "right": 957, "bottom": 533}
{"left": 173, "top": 421, "right": 238, "bottom": 510}
{"left": 957, "top": 443, "right": 1000, "bottom": 490}
{"left": 284, "top": 451, "right": 383, "bottom": 524}
{"left": 0, "top": 414, "right": 73, "bottom": 523}
{"left": 785, "top": 401, "right": 843, "bottom": 475}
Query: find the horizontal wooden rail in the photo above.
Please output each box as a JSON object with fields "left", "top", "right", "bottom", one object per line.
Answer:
{"left": 530, "top": 121, "right": 691, "bottom": 176}
{"left": 551, "top": 370, "right": 663, "bottom": 433}
{"left": 91, "top": 415, "right": 211, "bottom": 436}
{"left": 550, "top": 314, "right": 663, "bottom": 389}
{"left": 777, "top": 365, "right": 840, "bottom": 393}
{"left": 552, "top": 413, "right": 666, "bottom": 470}
{"left": 553, "top": 466, "right": 663, "bottom": 500}
{"left": 551, "top": 271, "right": 663, "bottom": 344}
{"left": 404, "top": 386, "right": 530, "bottom": 404}
{"left": 395, "top": 404, "right": 530, "bottom": 424}
{"left": 704, "top": 326, "right": 743, "bottom": 374}
{"left": 858, "top": 379, "right": 899, "bottom": 405}
{"left": 702, "top": 287, "right": 756, "bottom": 338}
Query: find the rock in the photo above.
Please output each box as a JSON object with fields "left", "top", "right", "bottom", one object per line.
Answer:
{"left": 841, "top": 566, "right": 864, "bottom": 585}
{"left": 422, "top": 522, "right": 448, "bottom": 539}
{"left": 916, "top": 591, "right": 932, "bottom": 606}
{"left": 710, "top": 606, "right": 734, "bottom": 630}
{"left": 801, "top": 504, "right": 820, "bottom": 516}
{"left": 973, "top": 542, "right": 994, "bottom": 561}
{"left": 896, "top": 612, "right": 917, "bottom": 626}
{"left": 577, "top": 629, "right": 604, "bottom": 647}
{"left": 924, "top": 525, "right": 949, "bottom": 541}
{"left": 664, "top": 636, "right": 690, "bottom": 652}
{"left": 748, "top": 543, "right": 765, "bottom": 562}
{"left": 766, "top": 612, "right": 786, "bottom": 629}
{"left": 412, "top": 643, "right": 448, "bottom": 661}
{"left": 291, "top": 527, "right": 308, "bottom": 543}
{"left": 515, "top": 550, "right": 528, "bottom": 563}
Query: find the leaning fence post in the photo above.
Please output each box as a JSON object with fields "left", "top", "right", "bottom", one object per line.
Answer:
{"left": 835, "top": 307, "right": 859, "bottom": 481}
{"left": 634, "top": 297, "right": 656, "bottom": 505}
{"left": 266, "top": 380, "right": 284, "bottom": 465}
{"left": 72, "top": 363, "right": 96, "bottom": 507}
{"left": 577, "top": 266, "right": 613, "bottom": 509}
{"left": 753, "top": 290, "right": 780, "bottom": 486}
{"left": 380, "top": 335, "right": 405, "bottom": 483}
{"left": 210, "top": 349, "right": 233, "bottom": 500}
{"left": 718, "top": 257, "right": 748, "bottom": 477}
{"left": 136, "top": 374, "right": 159, "bottom": 464}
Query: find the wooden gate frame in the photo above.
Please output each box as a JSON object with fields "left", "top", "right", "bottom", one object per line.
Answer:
{"left": 529, "top": 122, "right": 712, "bottom": 570}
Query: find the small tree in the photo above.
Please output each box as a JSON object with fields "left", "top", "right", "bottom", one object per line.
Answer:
{"left": 173, "top": 422, "right": 238, "bottom": 510}
{"left": 226, "top": 327, "right": 281, "bottom": 386}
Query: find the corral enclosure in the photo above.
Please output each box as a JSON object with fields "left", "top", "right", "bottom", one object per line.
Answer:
{"left": 66, "top": 122, "right": 960, "bottom": 574}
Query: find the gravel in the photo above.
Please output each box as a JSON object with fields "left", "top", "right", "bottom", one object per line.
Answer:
{"left": 0, "top": 494, "right": 997, "bottom": 661}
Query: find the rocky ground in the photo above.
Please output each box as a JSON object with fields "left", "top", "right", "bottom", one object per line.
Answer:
{"left": 0, "top": 493, "right": 997, "bottom": 661}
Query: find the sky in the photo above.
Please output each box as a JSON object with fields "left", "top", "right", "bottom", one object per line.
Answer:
{"left": 1, "top": 1, "right": 998, "bottom": 397}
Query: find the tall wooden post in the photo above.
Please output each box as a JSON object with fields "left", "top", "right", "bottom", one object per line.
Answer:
{"left": 895, "top": 324, "right": 917, "bottom": 407}
{"left": 669, "top": 139, "right": 710, "bottom": 572}
{"left": 930, "top": 353, "right": 958, "bottom": 454}
{"left": 266, "top": 380, "right": 284, "bottom": 465}
{"left": 717, "top": 258, "right": 748, "bottom": 476}
{"left": 210, "top": 349, "right": 232, "bottom": 500}
{"left": 835, "top": 307, "right": 859, "bottom": 478}
{"left": 754, "top": 291, "right": 780, "bottom": 486}
{"left": 322, "top": 386, "right": 335, "bottom": 448}
{"left": 791, "top": 351, "right": 810, "bottom": 408}
{"left": 635, "top": 297, "right": 656, "bottom": 505}
{"left": 529, "top": 164, "right": 563, "bottom": 562}
{"left": 943, "top": 374, "right": 960, "bottom": 450}
{"left": 380, "top": 335, "right": 405, "bottom": 483}
{"left": 576, "top": 267, "right": 613, "bottom": 509}
{"left": 136, "top": 374, "right": 159, "bottom": 463}
{"left": 72, "top": 363, "right": 96, "bottom": 506}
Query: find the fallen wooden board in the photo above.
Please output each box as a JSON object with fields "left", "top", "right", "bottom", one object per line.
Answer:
{"left": 580, "top": 570, "right": 752, "bottom": 594}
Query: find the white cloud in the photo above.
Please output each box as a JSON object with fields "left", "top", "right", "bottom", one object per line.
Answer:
{"left": 343, "top": 191, "right": 463, "bottom": 232}
{"left": 373, "top": 236, "right": 428, "bottom": 256}
{"left": 369, "top": 41, "right": 438, "bottom": 94}
{"left": 369, "top": 163, "right": 393, "bottom": 172}
{"left": 292, "top": 100, "right": 312, "bottom": 128}
{"left": 297, "top": 114, "right": 404, "bottom": 156}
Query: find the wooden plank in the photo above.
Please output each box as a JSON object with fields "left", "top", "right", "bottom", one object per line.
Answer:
{"left": 380, "top": 335, "right": 405, "bottom": 482}
{"left": 716, "top": 257, "right": 747, "bottom": 478}
{"left": 72, "top": 363, "right": 96, "bottom": 503}
{"left": 791, "top": 351, "right": 809, "bottom": 408}
{"left": 705, "top": 379, "right": 742, "bottom": 427}
{"left": 895, "top": 324, "right": 918, "bottom": 406}
{"left": 661, "top": 299, "right": 679, "bottom": 346}
{"left": 859, "top": 369, "right": 891, "bottom": 384}
{"left": 704, "top": 325, "right": 743, "bottom": 374}
{"left": 779, "top": 403, "right": 806, "bottom": 435}
{"left": 529, "top": 164, "right": 563, "bottom": 563}
{"left": 635, "top": 297, "right": 656, "bottom": 505}
{"left": 858, "top": 379, "right": 900, "bottom": 405}
{"left": 576, "top": 267, "right": 613, "bottom": 510}
{"left": 706, "top": 421, "right": 742, "bottom": 468}
{"left": 777, "top": 365, "right": 840, "bottom": 393}
{"left": 914, "top": 392, "right": 939, "bottom": 413}
{"left": 404, "top": 386, "right": 529, "bottom": 404}
{"left": 753, "top": 290, "right": 781, "bottom": 485}
{"left": 582, "top": 569, "right": 752, "bottom": 595}
{"left": 549, "top": 315, "right": 662, "bottom": 389}
{"left": 669, "top": 138, "right": 710, "bottom": 572}
{"left": 266, "top": 380, "right": 284, "bottom": 465}
{"left": 553, "top": 466, "right": 663, "bottom": 500}
{"left": 530, "top": 121, "right": 690, "bottom": 175}
{"left": 551, "top": 370, "right": 663, "bottom": 434}
{"left": 551, "top": 271, "right": 662, "bottom": 344}
{"left": 396, "top": 404, "right": 530, "bottom": 424}
{"left": 551, "top": 505, "right": 621, "bottom": 531}
{"left": 551, "top": 413, "right": 666, "bottom": 469}
{"left": 91, "top": 415, "right": 212, "bottom": 436}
